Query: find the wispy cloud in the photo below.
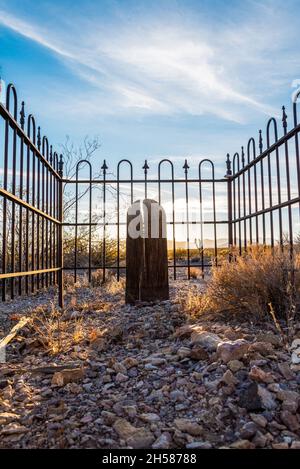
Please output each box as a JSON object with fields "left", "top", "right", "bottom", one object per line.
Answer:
{"left": 0, "top": 2, "right": 295, "bottom": 122}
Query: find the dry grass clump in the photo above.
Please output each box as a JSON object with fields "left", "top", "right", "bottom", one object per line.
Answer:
{"left": 104, "top": 275, "right": 125, "bottom": 295}
{"left": 189, "top": 267, "right": 203, "bottom": 279}
{"left": 190, "top": 246, "right": 297, "bottom": 321}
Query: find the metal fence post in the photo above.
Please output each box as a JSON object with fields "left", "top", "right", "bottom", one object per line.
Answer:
{"left": 225, "top": 154, "right": 233, "bottom": 257}
{"left": 58, "top": 154, "right": 64, "bottom": 308}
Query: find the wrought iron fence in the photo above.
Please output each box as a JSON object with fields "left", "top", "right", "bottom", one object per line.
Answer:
{"left": 0, "top": 84, "right": 64, "bottom": 306}
{"left": 0, "top": 81, "right": 300, "bottom": 307}
{"left": 62, "top": 157, "right": 227, "bottom": 283}
{"left": 228, "top": 96, "right": 300, "bottom": 256}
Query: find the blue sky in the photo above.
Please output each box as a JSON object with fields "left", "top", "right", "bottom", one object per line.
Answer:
{"left": 0, "top": 0, "right": 300, "bottom": 178}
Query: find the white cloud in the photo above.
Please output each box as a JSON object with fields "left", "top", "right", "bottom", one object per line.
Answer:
{"left": 0, "top": 3, "right": 294, "bottom": 122}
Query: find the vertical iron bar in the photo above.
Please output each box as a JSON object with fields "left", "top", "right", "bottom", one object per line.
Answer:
{"left": 183, "top": 159, "right": 190, "bottom": 279}
{"left": 241, "top": 147, "right": 247, "bottom": 250}
{"left": 18, "top": 101, "right": 25, "bottom": 295}
{"left": 58, "top": 155, "right": 64, "bottom": 308}
{"left": 226, "top": 154, "right": 233, "bottom": 257}
{"left": 282, "top": 107, "right": 293, "bottom": 256}
{"left": 259, "top": 130, "right": 266, "bottom": 245}
{"left": 101, "top": 160, "right": 108, "bottom": 282}
{"left": 143, "top": 160, "right": 149, "bottom": 199}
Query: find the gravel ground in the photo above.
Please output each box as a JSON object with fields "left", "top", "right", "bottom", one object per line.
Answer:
{"left": 0, "top": 279, "right": 300, "bottom": 449}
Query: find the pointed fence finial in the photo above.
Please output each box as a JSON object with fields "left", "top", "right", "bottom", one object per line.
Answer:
{"left": 142, "top": 159, "right": 149, "bottom": 174}
{"left": 259, "top": 130, "right": 263, "bottom": 154}
{"left": 58, "top": 154, "right": 64, "bottom": 177}
{"left": 37, "top": 126, "right": 41, "bottom": 151}
{"left": 241, "top": 146, "right": 245, "bottom": 167}
{"left": 20, "top": 101, "right": 25, "bottom": 130}
{"left": 183, "top": 159, "right": 189, "bottom": 175}
{"left": 225, "top": 153, "right": 232, "bottom": 177}
{"left": 101, "top": 159, "right": 108, "bottom": 175}
{"left": 282, "top": 106, "right": 288, "bottom": 131}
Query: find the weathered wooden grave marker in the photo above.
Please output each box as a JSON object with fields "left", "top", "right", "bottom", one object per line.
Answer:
{"left": 126, "top": 199, "right": 169, "bottom": 304}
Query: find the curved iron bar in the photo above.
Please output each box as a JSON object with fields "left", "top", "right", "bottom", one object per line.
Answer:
{"left": 41, "top": 136, "right": 49, "bottom": 287}
{"left": 232, "top": 153, "right": 241, "bottom": 253}
{"left": 182, "top": 160, "right": 190, "bottom": 279}
{"left": 292, "top": 92, "right": 300, "bottom": 227}
{"left": 282, "top": 106, "right": 293, "bottom": 256}
{"left": 27, "top": 114, "right": 37, "bottom": 292}
{"left": 116, "top": 159, "right": 133, "bottom": 281}
{"left": 74, "top": 159, "right": 93, "bottom": 283}
{"left": 42, "top": 136, "right": 50, "bottom": 287}
{"left": 199, "top": 159, "right": 217, "bottom": 274}
{"left": 101, "top": 160, "right": 108, "bottom": 282}
{"left": 241, "top": 147, "right": 247, "bottom": 249}
{"left": 6, "top": 83, "right": 18, "bottom": 119}
{"left": 17, "top": 102, "right": 25, "bottom": 295}
{"left": 293, "top": 89, "right": 300, "bottom": 127}
{"left": 266, "top": 117, "right": 281, "bottom": 247}
{"left": 53, "top": 152, "right": 60, "bottom": 285}
{"left": 258, "top": 130, "right": 266, "bottom": 245}
{"left": 158, "top": 159, "right": 176, "bottom": 279}
{"left": 2, "top": 85, "right": 18, "bottom": 298}
{"left": 247, "top": 137, "right": 258, "bottom": 244}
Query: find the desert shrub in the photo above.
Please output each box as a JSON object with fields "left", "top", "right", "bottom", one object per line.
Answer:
{"left": 194, "top": 246, "right": 296, "bottom": 320}
{"left": 189, "top": 267, "right": 202, "bottom": 279}
{"left": 91, "top": 269, "right": 104, "bottom": 287}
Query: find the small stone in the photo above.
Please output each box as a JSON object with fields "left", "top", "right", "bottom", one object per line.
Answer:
{"left": 256, "top": 332, "right": 281, "bottom": 347}
{"left": 250, "top": 413, "right": 268, "bottom": 428}
{"left": 152, "top": 432, "right": 172, "bottom": 449}
{"left": 227, "top": 360, "right": 244, "bottom": 372}
{"left": 186, "top": 441, "right": 212, "bottom": 449}
{"left": 272, "top": 442, "right": 289, "bottom": 449}
{"left": 276, "top": 390, "right": 299, "bottom": 403}
{"left": 51, "top": 368, "right": 85, "bottom": 386}
{"left": 127, "top": 429, "right": 155, "bottom": 449}
{"left": 139, "top": 413, "right": 160, "bottom": 423}
{"left": 282, "top": 400, "right": 298, "bottom": 414}
{"left": 217, "top": 339, "right": 249, "bottom": 363}
{"left": 177, "top": 347, "right": 191, "bottom": 359}
{"left": 278, "top": 362, "right": 294, "bottom": 380}
{"left": 291, "top": 441, "right": 300, "bottom": 449}
{"left": 90, "top": 337, "right": 108, "bottom": 352}
{"left": 240, "top": 422, "right": 257, "bottom": 439}
{"left": 170, "top": 390, "right": 185, "bottom": 402}
{"left": 190, "top": 345, "right": 209, "bottom": 360}
{"left": 174, "top": 418, "right": 203, "bottom": 436}
{"left": 249, "top": 366, "right": 274, "bottom": 384}
{"left": 101, "top": 411, "right": 117, "bottom": 425}
{"left": 115, "top": 373, "right": 128, "bottom": 383}
{"left": 252, "top": 431, "right": 267, "bottom": 448}
{"left": 257, "top": 385, "right": 277, "bottom": 410}
{"left": 144, "top": 357, "right": 166, "bottom": 366}
{"left": 239, "top": 382, "right": 276, "bottom": 411}
{"left": 113, "top": 418, "right": 137, "bottom": 439}
{"left": 123, "top": 357, "right": 138, "bottom": 369}
{"left": 222, "top": 369, "right": 238, "bottom": 386}
{"left": 113, "top": 362, "right": 127, "bottom": 374}
{"left": 231, "top": 439, "right": 255, "bottom": 449}
{"left": 191, "top": 330, "right": 222, "bottom": 352}
{"left": 80, "top": 414, "right": 93, "bottom": 424}
{"left": 280, "top": 411, "right": 299, "bottom": 432}
{"left": 249, "top": 342, "right": 274, "bottom": 356}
